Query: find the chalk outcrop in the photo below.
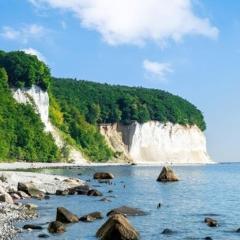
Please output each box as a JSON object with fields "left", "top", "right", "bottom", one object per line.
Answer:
{"left": 100, "top": 121, "right": 212, "bottom": 164}
{"left": 12, "top": 85, "right": 87, "bottom": 164}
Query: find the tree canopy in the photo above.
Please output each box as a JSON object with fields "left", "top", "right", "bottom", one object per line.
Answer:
{"left": 51, "top": 78, "right": 206, "bottom": 131}
{"left": 0, "top": 50, "right": 51, "bottom": 90}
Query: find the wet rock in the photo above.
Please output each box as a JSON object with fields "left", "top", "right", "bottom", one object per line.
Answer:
{"left": 48, "top": 221, "right": 65, "bottom": 233}
{"left": 161, "top": 228, "right": 174, "bottom": 235}
{"left": 18, "top": 182, "right": 45, "bottom": 199}
{"left": 204, "top": 217, "right": 218, "bottom": 227}
{"left": 107, "top": 206, "right": 146, "bottom": 217}
{"left": 25, "top": 203, "right": 38, "bottom": 210}
{"left": 70, "top": 185, "right": 90, "bottom": 195}
{"left": 11, "top": 193, "right": 21, "bottom": 200}
{"left": 87, "top": 189, "right": 103, "bottom": 197}
{"left": 44, "top": 195, "right": 50, "bottom": 200}
{"left": 204, "top": 237, "right": 213, "bottom": 240}
{"left": 156, "top": 166, "right": 179, "bottom": 182}
{"left": 17, "top": 191, "right": 31, "bottom": 199}
{"left": 38, "top": 234, "right": 50, "bottom": 238}
{"left": 56, "top": 207, "right": 79, "bottom": 223}
{"left": 93, "top": 172, "right": 114, "bottom": 180}
{"left": 96, "top": 213, "right": 139, "bottom": 240}
{"left": 79, "top": 211, "right": 103, "bottom": 222}
{"left": 23, "top": 224, "right": 43, "bottom": 230}
{"left": 0, "top": 193, "right": 14, "bottom": 204}
{"left": 56, "top": 190, "right": 69, "bottom": 196}
{"left": 236, "top": 228, "right": 240, "bottom": 232}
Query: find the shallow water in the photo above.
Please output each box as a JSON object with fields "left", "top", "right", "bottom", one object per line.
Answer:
{"left": 17, "top": 164, "right": 240, "bottom": 240}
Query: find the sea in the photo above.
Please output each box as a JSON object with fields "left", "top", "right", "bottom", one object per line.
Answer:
{"left": 17, "top": 163, "right": 240, "bottom": 240}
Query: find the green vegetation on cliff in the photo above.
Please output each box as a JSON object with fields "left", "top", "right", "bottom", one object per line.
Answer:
{"left": 51, "top": 78, "right": 206, "bottom": 131}
{"left": 0, "top": 67, "right": 59, "bottom": 162}
{"left": 0, "top": 50, "right": 51, "bottom": 90}
{"left": 0, "top": 50, "right": 206, "bottom": 163}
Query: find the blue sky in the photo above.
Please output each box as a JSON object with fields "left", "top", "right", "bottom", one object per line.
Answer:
{"left": 0, "top": 0, "right": 239, "bottom": 162}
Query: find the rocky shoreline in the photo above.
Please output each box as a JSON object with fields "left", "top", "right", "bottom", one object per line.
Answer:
{"left": 0, "top": 171, "right": 87, "bottom": 240}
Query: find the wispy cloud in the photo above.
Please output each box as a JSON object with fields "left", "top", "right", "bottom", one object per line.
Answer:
{"left": 22, "top": 48, "right": 47, "bottom": 62}
{"left": 143, "top": 59, "right": 173, "bottom": 82}
{"left": 1, "top": 24, "right": 46, "bottom": 43}
{"left": 29, "top": 0, "right": 219, "bottom": 46}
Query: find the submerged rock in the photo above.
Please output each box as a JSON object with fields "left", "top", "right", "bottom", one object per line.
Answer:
{"left": 38, "top": 233, "right": 50, "bottom": 238}
{"left": 48, "top": 221, "right": 65, "bottom": 233}
{"left": 79, "top": 211, "right": 103, "bottom": 222}
{"left": 204, "top": 217, "right": 218, "bottom": 227}
{"left": 161, "top": 228, "right": 174, "bottom": 235}
{"left": 96, "top": 214, "right": 139, "bottom": 240}
{"left": 18, "top": 182, "right": 45, "bottom": 199}
{"left": 107, "top": 206, "right": 146, "bottom": 217}
{"left": 56, "top": 207, "right": 79, "bottom": 223}
{"left": 156, "top": 166, "right": 179, "bottom": 182}
{"left": 23, "top": 224, "right": 43, "bottom": 230}
{"left": 93, "top": 172, "right": 114, "bottom": 180}
{"left": 87, "top": 189, "right": 103, "bottom": 197}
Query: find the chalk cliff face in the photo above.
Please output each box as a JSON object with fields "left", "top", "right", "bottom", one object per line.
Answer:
{"left": 100, "top": 122, "right": 212, "bottom": 164}
{"left": 12, "top": 85, "right": 87, "bottom": 164}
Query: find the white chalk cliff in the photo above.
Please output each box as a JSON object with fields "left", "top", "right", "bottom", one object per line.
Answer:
{"left": 12, "top": 85, "right": 212, "bottom": 164}
{"left": 100, "top": 122, "right": 212, "bottom": 164}
{"left": 12, "top": 85, "right": 88, "bottom": 164}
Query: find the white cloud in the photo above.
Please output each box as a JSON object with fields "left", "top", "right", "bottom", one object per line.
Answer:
{"left": 22, "top": 48, "right": 47, "bottom": 62}
{"left": 29, "top": 0, "right": 219, "bottom": 46}
{"left": 1, "top": 24, "right": 46, "bottom": 43}
{"left": 143, "top": 59, "right": 173, "bottom": 81}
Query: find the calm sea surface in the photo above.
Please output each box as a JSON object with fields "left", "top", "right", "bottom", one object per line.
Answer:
{"left": 17, "top": 164, "right": 240, "bottom": 240}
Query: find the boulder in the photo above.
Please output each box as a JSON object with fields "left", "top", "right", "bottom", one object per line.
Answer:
{"left": 156, "top": 166, "right": 179, "bottom": 182}
{"left": 204, "top": 217, "right": 218, "bottom": 227}
{"left": 23, "top": 224, "right": 43, "bottom": 230}
{"left": 18, "top": 182, "right": 45, "bottom": 199}
{"left": 107, "top": 206, "right": 146, "bottom": 217}
{"left": 87, "top": 189, "right": 103, "bottom": 197}
{"left": 25, "top": 203, "right": 38, "bottom": 210}
{"left": 93, "top": 172, "right": 114, "bottom": 180}
{"left": 0, "top": 193, "right": 14, "bottom": 204}
{"left": 48, "top": 221, "right": 65, "bottom": 233}
{"left": 17, "top": 191, "right": 31, "bottom": 199}
{"left": 56, "top": 207, "right": 79, "bottom": 223}
{"left": 79, "top": 211, "right": 103, "bottom": 222}
{"left": 11, "top": 193, "right": 21, "bottom": 200}
{"left": 56, "top": 190, "right": 69, "bottom": 196}
{"left": 96, "top": 214, "right": 139, "bottom": 240}
{"left": 69, "top": 185, "right": 90, "bottom": 195}
{"left": 236, "top": 228, "right": 240, "bottom": 232}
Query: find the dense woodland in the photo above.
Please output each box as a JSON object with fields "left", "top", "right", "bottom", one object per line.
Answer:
{"left": 0, "top": 50, "right": 206, "bottom": 162}
{"left": 51, "top": 78, "right": 206, "bottom": 131}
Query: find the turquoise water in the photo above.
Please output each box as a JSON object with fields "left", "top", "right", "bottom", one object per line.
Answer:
{"left": 17, "top": 164, "right": 240, "bottom": 240}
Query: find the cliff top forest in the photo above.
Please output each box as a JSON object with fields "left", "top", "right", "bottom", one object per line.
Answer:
{"left": 0, "top": 50, "right": 206, "bottom": 162}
